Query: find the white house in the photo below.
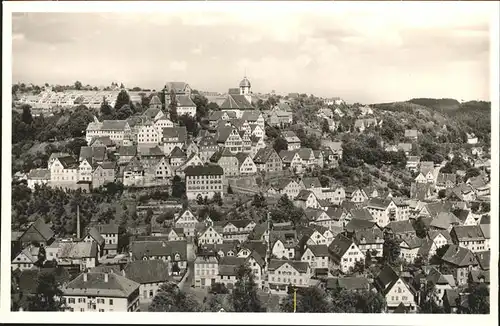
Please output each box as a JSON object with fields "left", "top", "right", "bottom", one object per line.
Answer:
{"left": 328, "top": 234, "right": 365, "bottom": 274}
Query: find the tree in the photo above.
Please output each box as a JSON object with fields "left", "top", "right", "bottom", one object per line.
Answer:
{"left": 322, "top": 119, "right": 330, "bottom": 134}
{"left": 209, "top": 283, "right": 229, "bottom": 295}
{"left": 65, "top": 138, "right": 88, "bottom": 156}
{"left": 419, "top": 281, "right": 444, "bottom": 313}
{"left": 438, "top": 189, "right": 447, "bottom": 199}
{"left": 192, "top": 94, "right": 209, "bottom": 121}
{"left": 168, "top": 89, "right": 178, "bottom": 122}
{"left": 196, "top": 194, "right": 204, "bottom": 205}
{"left": 178, "top": 114, "right": 199, "bottom": 136}
{"left": 171, "top": 176, "right": 186, "bottom": 198}
{"left": 280, "top": 286, "right": 333, "bottom": 312}
{"left": 412, "top": 216, "right": 428, "bottom": 238}
{"left": 273, "top": 137, "right": 288, "bottom": 153}
{"left": 74, "top": 81, "right": 82, "bottom": 90}
{"left": 27, "top": 272, "right": 65, "bottom": 311}
{"left": 231, "top": 264, "right": 263, "bottom": 312}
{"left": 115, "top": 104, "right": 133, "bottom": 120}
{"left": 21, "top": 105, "right": 33, "bottom": 124}
{"left": 100, "top": 97, "right": 113, "bottom": 117}
{"left": 227, "top": 184, "right": 234, "bottom": 194}
{"left": 212, "top": 192, "right": 223, "bottom": 206}
{"left": 383, "top": 236, "right": 401, "bottom": 266}
{"left": 251, "top": 193, "right": 266, "bottom": 208}
{"left": 465, "top": 283, "right": 489, "bottom": 314}
{"left": 149, "top": 282, "right": 201, "bottom": 312}
{"left": 114, "top": 90, "right": 130, "bottom": 111}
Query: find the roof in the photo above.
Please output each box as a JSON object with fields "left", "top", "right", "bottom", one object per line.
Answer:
{"left": 430, "top": 212, "right": 462, "bottom": 230}
{"left": 441, "top": 245, "right": 478, "bottom": 267}
{"left": 118, "top": 145, "right": 137, "bottom": 156}
{"left": 218, "top": 256, "right": 246, "bottom": 276}
{"left": 19, "top": 218, "right": 54, "bottom": 243}
{"left": 85, "top": 227, "right": 105, "bottom": 246}
{"left": 374, "top": 265, "right": 400, "bottom": 294}
{"left": 253, "top": 147, "right": 279, "bottom": 163}
{"left": 18, "top": 267, "right": 71, "bottom": 294}
{"left": 451, "top": 225, "right": 484, "bottom": 241}
{"left": 479, "top": 224, "right": 490, "bottom": 239}
{"left": 305, "top": 244, "right": 330, "bottom": 257}
{"left": 328, "top": 234, "right": 355, "bottom": 261}
{"left": 80, "top": 146, "right": 106, "bottom": 162}
{"left": 268, "top": 259, "right": 309, "bottom": 273}
{"left": 162, "top": 126, "right": 187, "bottom": 142}
{"left": 297, "top": 148, "right": 314, "bottom": 160}
{"left": 404, "top": 129, "right": 418, "bottom": 137}
{"left": 366, "top": 197, "right": 392, "bottom": 209}
{"left": 279, "top": 150, "right": 298, "bottom": 163}
{"left": 63, "top": 272, "right": 140, "bottom": 297}
{"left": 475, "top": 251, "right": 490, "bottom": 270}
{"left": 220, "top": 94, "right": 253, "bottom": 110}
{"left": 349, "top": 208, "right": 373, "bottom": 221}
{"left": 345, "top": 219, "right": 377, "bottom": 233}
{"left": 437, "top": 173, "right": 457, "bottom": 185}
{"left": 57, "top": 241, "right": 98, "bottom": 259}
{"left": 57, "top": 156, "right": 79, "bottom": 169}
{"left": 150, "top": 95, "right": 162, "bottom": 105}
{"left": 241, "top": 110, "right": 262, "bottom": 121}
{"left": 165, "top": 81, "right": 189, "bottom": 93}
{"left": 326, "top": 277, "right": 371, "bottom": 291}
{"left": 90, "top": 136, "right": 114, "bottom": 147}
{"left": 295, "top": 189, "right": 315, "bottom": 201}
{"left": 96, "top": 223, "right": 119, "bottom": 234}
{"left": 239, "top": 76, "right": 251, "bottom": 87}
{"left": 400, "top": 237, "right": 423, "bottom": 249}
{"left": 143, "top": 107, "right": 162, "bottom": 120}
{"left": 124, "top": 260, "right": 171, "bottom": 284}
{"left": 130, "top": 240, "right": 187, "bottom": 260}
{"left": 177, "top": 95, "right": 196, "bottom": 107}
{"left": 28, "top": 168, "right": 50, "bottom": 180}
{"left": 185, "top": 164, "right": 223, "bottom": 176}
{"left": 301, "top": 177, "right": 321, "bottom": 189}
{"left": 169, "top": 146, "right": 187, "bottom": 159}
{"left": 386, "top": 220, "right": 415, "bottom": 235}
{"left": 101, "top": 120, "right": 128, "bottom": 131}
{"left": 397, "top": 143, "right": 413, "bottom": 152}
{"left": 353, "top": 228, "right": 384, "bottom": 244}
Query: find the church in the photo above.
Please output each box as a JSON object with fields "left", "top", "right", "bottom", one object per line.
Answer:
{"left": 219, "top": 76, "right": 258, "bottom": 118}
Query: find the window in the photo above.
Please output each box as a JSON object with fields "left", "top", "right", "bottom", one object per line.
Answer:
{"left": 99, "top": 309, "right": 105, "bottom": 312}
{"left": 69, "top": 298, "right": 76, "bottom": 304}
{"left": 109, "top": 299, "right": 113, "bottom": 305}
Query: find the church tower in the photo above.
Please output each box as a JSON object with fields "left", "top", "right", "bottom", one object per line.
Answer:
{"left": 239, "top": 76, "right": 252, "bottom": 104}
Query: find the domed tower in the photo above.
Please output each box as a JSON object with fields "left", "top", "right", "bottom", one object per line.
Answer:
{"left": 239, "top": 76, "right": 251, "bottom": 96}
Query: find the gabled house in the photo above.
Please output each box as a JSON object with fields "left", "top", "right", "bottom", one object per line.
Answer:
{"left": 174, "top": 209, "right": 199, "bottom": 237}
{"left": 450, "top": 225, "right": 486, "bottom": 252}
{"left": 294, "top": 190, "right": 320, "bottom": 210}
{"left": 300, "top": 245, "right": 331, "bottom": 272}
{"left": 129, "top": 240, "right": 188, "bottom": 273}
{"left": 235, "top": 153, "right": 257, "bottom": 175}
{"left": 266, "top": 179, "right": 301, "bottom": 199}
{"left": 197, "top": 226, "right": 224, "bottom": 245}
{"left": 328, "top": 234, "right": 365, "bottom": 274}
{"left": 345, "top": 187, "right": 368, "bottom": 203}
{"left": 441, "top": 245, "right": 479, "bottom": 285}
{"left": 279, "top": 150, "right": 303, "bottom": 172}
{"left": 253, "top": 147, "right": 282, "bottom": 173}
{"left": 282, "top": 131, "right": 301, "bottom": 151}
{"left": 161, "top": 127, "right": 187, "bottom": 156}
{"left": 18, "top": 218, "right": 55, "bottom": 247}
{"left": 353, "top": 228, "right": 384, "bottom": 258}
{"left": 299, "top": 177, "right": 323, "bottom": 200}
{"left": 211, "top": 148, "right": 239, "bottom": 177}
{"left": 123, "top": 260, "right": 171, "bottom": 302}
{"left": 374, "top": 265, "right": 416, "bottom": 312}
{"left": 267, "top": 259, "right": 312, "bottom": 294}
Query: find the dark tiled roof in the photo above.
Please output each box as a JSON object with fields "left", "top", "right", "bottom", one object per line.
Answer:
{"left": 85, "top": 227, "right": 105, "bottom": 246}
{"left": 102, "top": 120, "right": 128, "bottom": 131}
{"left": 124, "top": 260, "right": 172, "bottom": 284}
{"left": 328, "top": 234, "right": 355, "bottom": 261}
{"left": 386, "top": 220, "right": 415, "bottom": 235}
{"left": 185, "top": 164, "right": 223, "bottom": 176}
{"left": 301, "top": 177, "right": 321, "bottom": 189}
{"left": 130, "top": 240, "right": 187, "bottom": 260}
{"left": 96, "top": 223, "right": 119, "bottom": 234}
{"left": 220, "top": 94, "right": 253, "bottom": 110}
{"left": 20, "top": 218, "right": 54, "bottom": 243}
{"left": 451, "top": 225, "right": 484, "bottom": 241}
{"left": 345, "top": 219, "right": 376, "bottom": 233}
{"left": 441, "top": 245, "right": 478, "bottom": 267}
{"left": 118, "top": 145, "right": 137, "bottom": 156}
{"left": 474, "top": 251, "right": 490, "bottom": 270}
{"left": 169, "top": 146, "right": 187, "bottom": 159}
{"left": 162, "top": 127, "right": 187, "bottom": 142}
{"left": 177, "top": 95, "right": 196, "bottom": 107}
{"left": 253, "top": 147, "right": 279, "bottom": 164}
{"left": 268, "top": 259, "right": 309, "bottom": 273}
{"left": 63, "top": 272, "right": 140, "bottom": 297}
{"left": 326, "top": 277, "right": 371, "bottom": 291}
{"left": 305, "top": 244, "right": 329, "bottom": 257}
{"left": 295, "top": 189, "right": 314, "bottom": 201}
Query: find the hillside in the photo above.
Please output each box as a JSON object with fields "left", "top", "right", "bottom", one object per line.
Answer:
{"left": 408, "top": 98, "right": 461, "bottom": 112}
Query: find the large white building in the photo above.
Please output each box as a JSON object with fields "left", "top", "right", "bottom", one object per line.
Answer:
{"left": 185, "top": 165, "right": 224, "bottom": 200}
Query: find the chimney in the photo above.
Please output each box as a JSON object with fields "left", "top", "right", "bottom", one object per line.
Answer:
{"left": 83, "top": 271, "right": 88, "bottom": 282}
{"left": 104, "top": 272, "right": 109, "bottom": 283}
{"left": 76, "top": 205, "right": 81, "bottom": 239}
{"left": 162, "top": 241, "right": 166, "bottom": 247}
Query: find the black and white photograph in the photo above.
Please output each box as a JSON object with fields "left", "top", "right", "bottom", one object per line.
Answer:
{"left": 2, "top": 1, "right": 498, "bottom": 324}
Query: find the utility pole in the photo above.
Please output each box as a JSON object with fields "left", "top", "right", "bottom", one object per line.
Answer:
{"left": 293, "top": 287, "right": 297, "bottom": 313}
{"left": 76, "top": 204, "right": 81, "bottom": 239}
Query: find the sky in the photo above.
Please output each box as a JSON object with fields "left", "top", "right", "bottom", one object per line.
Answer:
{"left": 10, "top": 2, "right": 494, "bottom": 103}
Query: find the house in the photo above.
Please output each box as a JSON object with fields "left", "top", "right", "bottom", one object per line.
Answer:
{"left": 426, "top": 230, "right": 453, "bottom": 257}
{"left": 282, "top": 131, "right": 301, "bottom": 150}
{"left": 300, "top": 244, "right": 331, "bottom": 272}
{"left": 425, "top": 267, "right": 456, "bottom": 306}
{"left": 267, "top": 110, "right": 293, "bottom": 128}
{"left": 211, "top": 148, "right": 239, "bottom": 177}
{"left": 353, "top": 228, "right": 384, "bottom": 258}
{"left": 279, "top": 150, "right": 303, "bottom": 172}
{"left": 479, "top": 224, "right": 490, "bottom": 250}
{"left": 326, "top": 277, "right": 371, "bottom": 292}
{"left": 61, "top": 271, "right": 140, "bottom": 312}
{"left": 397, "top": 143, "right": 413, "bottom": 156}
{"left": 176, "top": 95, "right": 197, "bottom": 117}
{"left": 410, "top": 183, "right": 432, "bottom": 201}
{"left": 168, "top": 146, "right": 187, "bottom": 168}
{"left": 95, "top": 223, "right": 119, "bottom": 255}
{"left": 197, "top": 135, "right": 219, "bottom": 163}
{"left": 48, "top": 241, "right": 99, "bottom": 271}
{"left": 219, "top": 219, "right": 257, "bottom": 243}
{"left": 161, "top": 127, "right": 187, "bottom": 156}
{"left": 82, "top": 227, "right": 105, "bottom": 257}
{"left": 344, "top": 218, "right": 378, "bottom": 234}
{"left": 197, "top": 226, "right": 224, "bottom": 245}
{"left": 208, "top": 111, "right": 236, "bottom": 128}
{"left": 253, "top": 147, "right": 283, "bottom": 173}
{"left": 267, "top": 259, "right": 312, "bottom": 294}
{"left": 365, "top": 198, "right": 398, "bottom": 227}
{"left": 404, "top": 129, "right": 418, "bottom": 141}
{"left": 398, "top": 238, "right": 423, "bottom": 263}
{"left": 173, "top": 152, "right": 203, "bottom": 178}
{"left": 137, "top": 121, "right": 161, "bottom": 147}
{"left": 194, "top": 254, "right": 219, "bottom": 288}
{"left": 122, "top": 157, "right": 145, "bottom": 187}
{"left": 79, "top": 146, "right": 107, "bottom": 165}
{"left": 441, "top": 245, "right": 479, "bottom": 285}
{"left": 294, "top": 190, "right": 320, "bottom": 210}
{"left": 217, "top": 256, "right": 247, "bottom": 289}
{"left": 429, "top": 212, "right": 462, "bottom": 231}
{"left": 374, "top": 265, "right": 416, "bottom": 313}
{"left": 467, "top": 133, "right": 478, "bottom": 145}
{"left": 117, "top": 145, "right": 137, "bottom": 165}
{"left": 328, "top": 234, "right": 365, "bottom": 274}
{"left": 216, "top": 126, "right": 243, "bottom": 154}
{"left": 406, "top": 156, "right": 420, "bottom": 172}
{"left": 452, "top": 209, "right": 477, "bottom": 226}
{"left": 322, "top": 186, "right": 346, "bottom": 206}
{"left": 296, "top": 148, "right": 316, "bottom": 168}
{"left": 436, "top": 173, "right": 457, "bottom": 190}
{"left": 129, "top": 240, "right": 187, "bottom": 273}
{"left": 446, "top": 184, "right": 477, "bottom": 202}
{"left": 185, "top": 164, "right": 224, "bottom": 200}
{"left": 164, "top": 81, "right": 192, "bottom": 98}
{"left": 299, "top": 177, "right": 323, "bottom": 200}
{"left": 11, "top": 245, "right": 40, "bottom": 271}
{"left": 89, "top": 136, "right": 115, "bottom": 151}
{"left": 49, "top": 155, "right": 80, "bottom": 188}
{"left": 345, "top": 187, "right": 368, "bottom": 203}
{"left": 268, "top": 178, "right": 298, "bottom": 198}
{"left": 241, "top": 110, "right": 265, "bottom": 130}
{"left": 18, "top": 218, "right": 55, "bottom": 247}
{"left": 123, "top": 260, "right": 171, "bottom": 302}
{"left": 235, "top": 153, "right": 257, "bottom": 175}
{"left": 219, "top": 77, "right": 255, "bottom": 118}
{"left": 450, "top": 225, "right": 486, "bottom": 252}
{"left": 385, "top": 220, "right": 416, "bottom": 239}
{"left": 86, "top": 119, "right": 132, "bottom": 146}
{"left": 27, "top": 168, "right": 51, "bottom": 190}
{"left": 148, "top": 95, "right": 163, "bottom": 110}
{"left": 92, "top": 161, "right": 116, "bottom": 189}
{"left": 270, "top": 230, "right": 298, "bottom": 259}
{"left": 306, "top": 208, "right": 341, "bottom": 231}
